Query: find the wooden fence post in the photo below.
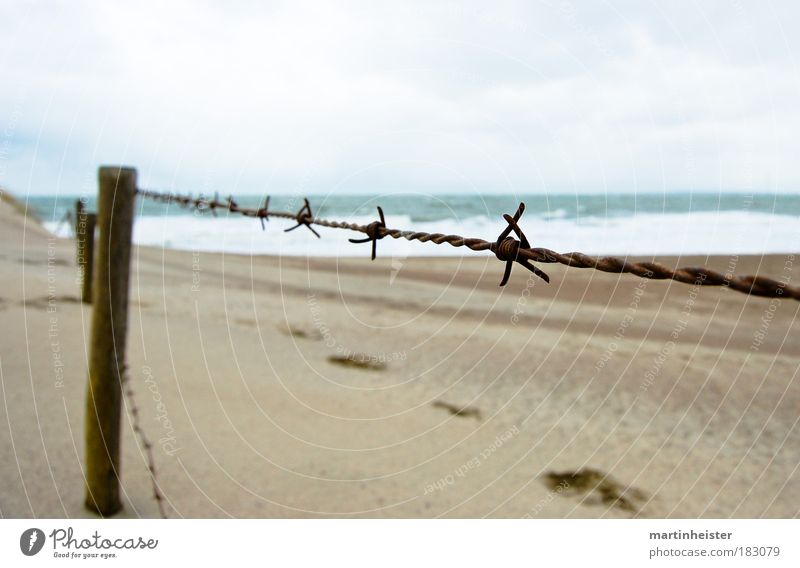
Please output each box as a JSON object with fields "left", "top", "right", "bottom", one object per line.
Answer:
{"left": 75, "top": 201, "right": 96, "bottom": 303}
{"left": 84, "top": 166, "right": 136, "bottom": 516}
{"left": 83, "top": 214, "right": 97, "bottom": 302}
{"left": 74, "top": 199, "right": 84, "bottom": 234}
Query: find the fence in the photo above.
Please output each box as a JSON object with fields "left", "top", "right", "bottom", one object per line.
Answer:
{"left": 81, "top": 165, "right": 799, "bottom": 517}
{"left": 135, "top": 188, "right": 799, "bottom": 299}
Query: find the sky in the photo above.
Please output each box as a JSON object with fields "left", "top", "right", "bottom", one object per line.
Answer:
{"left": 1, "top": 0, "right": 799, "bottom": 196}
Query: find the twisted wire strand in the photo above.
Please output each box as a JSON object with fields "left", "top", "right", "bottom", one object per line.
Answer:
{"left": 135, "top": 189, "right": 798, "bottom": 301}
{"left": 122, "top": 369, "right": 168, "bottom": 519}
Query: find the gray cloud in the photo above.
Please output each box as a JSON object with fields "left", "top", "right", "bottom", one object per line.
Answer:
{"left": 1, "top": 0, "right": 798, "bottom": 195}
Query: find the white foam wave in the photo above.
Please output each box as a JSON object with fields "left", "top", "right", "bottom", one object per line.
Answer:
{"left": 44, "top": 210, "right": 798, "bottom": 257}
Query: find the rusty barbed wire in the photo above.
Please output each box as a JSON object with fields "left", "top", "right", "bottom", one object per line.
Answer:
{"left": 284, "top": 198, "right": 320, "bottom": 238}
{"left": 122, "top": 368, "right": 168, "bottom": 519}
{"left": 135, "top": 188, "right": 799, "bottom": 301}
{"left": 348, "top": 206, "right": 387, "bottom": 260}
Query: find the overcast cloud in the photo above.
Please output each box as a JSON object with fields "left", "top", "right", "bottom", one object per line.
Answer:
{"left": 1, "top": 0, "right": 799, "bottom": 195}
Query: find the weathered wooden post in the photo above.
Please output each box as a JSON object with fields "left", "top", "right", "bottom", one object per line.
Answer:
{"left": 74, "top": 199, "right": 84, "bottom": 233}
{"left": 82, "top": 214, "right": 97, "bottom": 302}
{"left": 75, "top": 200, "right": 96, "bottom": 303}
{"left": 84, "top": 166, "right": 136, "bottom": 516}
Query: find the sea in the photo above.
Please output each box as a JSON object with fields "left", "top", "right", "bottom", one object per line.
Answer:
{"left": 28, "top": 192, "right": 800, "bottom": 258}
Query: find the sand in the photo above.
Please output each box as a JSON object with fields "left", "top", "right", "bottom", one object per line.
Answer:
{"left": 0, "top": 197, "right": 798, "bottom": 518}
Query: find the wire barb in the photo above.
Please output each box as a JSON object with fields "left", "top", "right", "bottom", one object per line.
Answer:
{"left": 491, "top": 203, "right": 550, "bottom": 287}
{"left": 134, "top": 188, "right": 800, "bottom": 302}
{"left": 348, "top": 206, "right": 386, "bottom": 260}
{"left": 257, "top": 196, "right": 271, "bottom": 230}
{"left": 226, "top": 195, "right": 239, "bottom": 213}
{"left": 207, "top": 192, "right": 221, "bottom": 216}
{"left": 284, "top": 198, "right": 320, "bottom": 238}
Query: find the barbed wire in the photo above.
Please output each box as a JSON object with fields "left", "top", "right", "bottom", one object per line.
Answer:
{"left": 135, "top": 189, "right": 799, "bottom": 301}
{"left": 122, "top": 368, "right": 168, "bottom": 519}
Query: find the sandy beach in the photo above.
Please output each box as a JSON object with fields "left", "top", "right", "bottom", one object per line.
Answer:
{"left": 1, "top": 196, "right": 798, "bottom": 519}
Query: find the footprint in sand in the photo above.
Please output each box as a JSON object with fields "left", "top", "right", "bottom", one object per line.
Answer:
{"left": 278, "top": 323, "right": 323, "bottom": 341}
{"left": 431, "top": 400, "right": 483, "bottom": 421}
{"left": 327, "top": 354, "right": 387, "bottom": 371}
{"left": 17, "top": 257, "right": 70, "bottom": 266}
{"left": 543, "top": 468, "right": 646, "bottom": 514}
{"left": 20, "top": 295, "right": 83, "bottom": 309}
{"left": 20, "top": 296, "right": 150, "bottom": 309}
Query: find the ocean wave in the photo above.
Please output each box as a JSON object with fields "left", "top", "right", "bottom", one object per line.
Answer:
{"left": 44, "top": 210, "right": 799, "bottom": 256}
